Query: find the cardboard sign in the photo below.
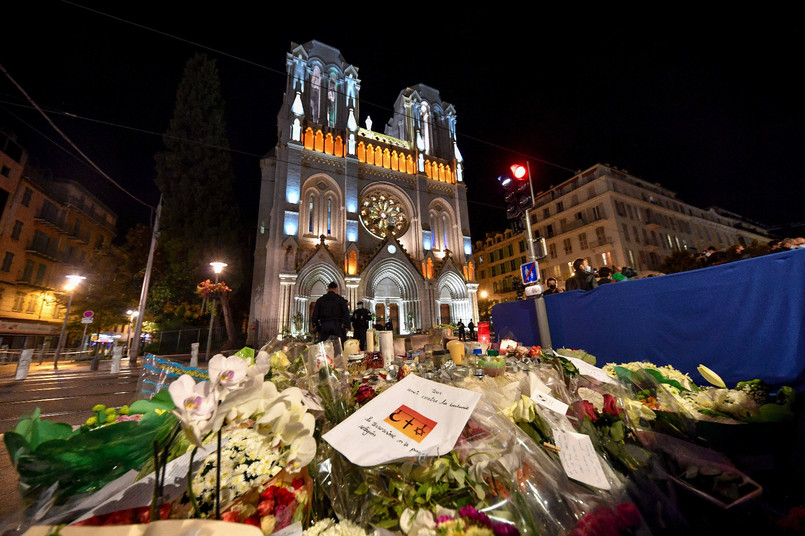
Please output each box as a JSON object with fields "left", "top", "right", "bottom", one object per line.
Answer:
{"left": 323, "top": 374, "right": 481, "bottom": 466}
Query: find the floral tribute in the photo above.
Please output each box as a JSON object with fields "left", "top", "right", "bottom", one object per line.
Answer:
{"left": 3, "top": 334, "right": 797, "bottom": 536}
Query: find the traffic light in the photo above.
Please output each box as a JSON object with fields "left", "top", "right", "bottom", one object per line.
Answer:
{"left": 499, "top": 164, "right": 533, "bottom": 219}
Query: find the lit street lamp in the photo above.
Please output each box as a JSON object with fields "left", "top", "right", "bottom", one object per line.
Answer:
{"left": 53, "top": 274, "right": 85, "bottom": 369}
{"left": 205, "top": 262, "right": 227, "bottom": 361}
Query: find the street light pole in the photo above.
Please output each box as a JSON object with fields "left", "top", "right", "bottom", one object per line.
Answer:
{"left": 522, "top": 161, "right": 553, "bottom": 351}
{"left": 205, "top": 262, "right": 227, "bottom": 361}
{"left": 53, "top": 274, "right": 85, "bottom": 369}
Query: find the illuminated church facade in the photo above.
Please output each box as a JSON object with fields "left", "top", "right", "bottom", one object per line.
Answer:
{"left": 249, "top": 41, "right": 478, "bottom": 340}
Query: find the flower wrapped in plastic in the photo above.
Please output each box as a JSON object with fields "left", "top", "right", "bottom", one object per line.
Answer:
{"left": 303, "top": 337, "right": 354, "bottom": 425}
{"left": 3, "top": 391, "right": 178, "bottom": 526}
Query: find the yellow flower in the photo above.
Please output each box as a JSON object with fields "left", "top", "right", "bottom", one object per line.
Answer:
{"left": 85, "top": 416, "right": 98, "bottom": 427}
{"left": 91, "top": 404, "right": 106, "bottom": 412}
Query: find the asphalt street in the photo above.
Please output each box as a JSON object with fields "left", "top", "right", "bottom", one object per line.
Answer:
{"left": 0, "top": 358, "right": 142, "bottom": 530}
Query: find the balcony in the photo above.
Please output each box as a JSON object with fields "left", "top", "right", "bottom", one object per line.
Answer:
{"left": 34, "top": 208, "right": 68, "bottom": 233}
{"left": 591, "top": 237, "right": 615, "bottom": 253}
{"left": 25, "top": 240, "right": 61, "bottom": 262}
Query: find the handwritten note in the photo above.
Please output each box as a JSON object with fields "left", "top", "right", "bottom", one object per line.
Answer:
{"left": 323, "top": 374, "right": 481, "bottom": 466}
{"left": 553, "top": 429, "right": 611, "bottom": 490}
{"left": 530, "top": 390, "right": 570, "bottom": 415}
{"left": 561, "top": 355, "right": 618, "bottom": 385}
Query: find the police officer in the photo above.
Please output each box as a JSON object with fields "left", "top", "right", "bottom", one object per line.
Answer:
{"left": 311, "top": 282, "right": 351, "bottom": 343}
{"left": 351, "top": 301, "right": 372, "bottom": 350}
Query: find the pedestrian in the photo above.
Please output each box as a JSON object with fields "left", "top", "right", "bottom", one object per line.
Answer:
{"left": 311, "top": 282, "right": 351, "bottom": 343}
{"left": 457, "top": 319, "right": 466, "bottom": 341}
{"left": 351, "top": 301, "right": 371, "bottom": 351}
{"left": 565, "top": 258, "right": 598, "bottom": 291}
{"left": 467, "top": 319, "right": 476, "bottom": 340}
{"left": 385, "top": 318, "right": 394, "bottom": 333}
{"left": 543, "top": 278, "right": 562, "bottom": 294}
{"left": 597, "top": 267, "right": 613, "bottom": 285}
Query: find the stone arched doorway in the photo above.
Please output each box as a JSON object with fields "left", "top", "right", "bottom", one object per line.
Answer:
{"left": 361, "top": 259, "right": 420, "bottom": 334}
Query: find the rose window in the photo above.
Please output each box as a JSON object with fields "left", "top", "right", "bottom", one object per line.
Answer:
{"left": 359, "top": 192, "right": 409, "bottom": 239}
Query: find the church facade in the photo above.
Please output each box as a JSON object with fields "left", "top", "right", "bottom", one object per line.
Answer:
{"left": 248, "top": 41, "right": 478, "bottom": 342}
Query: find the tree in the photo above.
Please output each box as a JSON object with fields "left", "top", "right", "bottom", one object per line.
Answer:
{"left": 153, "top": 54, "right": 245, "bottom": 345}
{"left": 659, "top": 250, "right": 701, "bottom": 274}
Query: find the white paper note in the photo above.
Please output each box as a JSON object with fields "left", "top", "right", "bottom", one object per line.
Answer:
{"left": 323, "top": 374, "right": 481, "bottom": 466}
{"left": 530, "top": 390, "right": 570, "bottom": 415}
{"left": 562, "top": 355, "right": 618, "bottom": 385}
{"left": 553, "top": 429, "right": 611, "bottom": 490}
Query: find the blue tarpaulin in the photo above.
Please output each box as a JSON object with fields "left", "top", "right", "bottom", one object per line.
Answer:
{"left": 491, "top": 249, "right": 805, "bottom": 390}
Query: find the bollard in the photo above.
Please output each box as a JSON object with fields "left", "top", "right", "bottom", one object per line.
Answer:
{"left": 90, "top": 351, "right": 101, "bottom": 371}
{"left": 15, "top": 349, "right": 33, "bottom": 380}
{"left": 111, "top": 346, "right": 122, "bottom": 373}
{"left": 190, "top": 342, "right": 199, "bottom": 367}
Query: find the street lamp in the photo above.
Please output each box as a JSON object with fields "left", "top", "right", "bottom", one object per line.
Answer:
{"left": 53, "top": 274, "right": 85, "bottom": 368}
{"left": 205, "top": 262, "right": 227, "bottom": 361}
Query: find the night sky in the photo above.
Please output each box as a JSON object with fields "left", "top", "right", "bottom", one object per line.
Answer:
{"left": 3, "top": 3, "right": 803, "bottom": 245}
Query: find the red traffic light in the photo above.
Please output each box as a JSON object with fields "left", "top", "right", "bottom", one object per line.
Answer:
{"left": 511, "top": 164, "right": 527, "bottom": 180}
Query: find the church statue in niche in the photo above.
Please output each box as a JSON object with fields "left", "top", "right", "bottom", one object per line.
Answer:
{"left": 310, "top": 66, "right": 321, "bottom": 123}
{"left": 249, "top": 40, "right": 475, "bottom": 344}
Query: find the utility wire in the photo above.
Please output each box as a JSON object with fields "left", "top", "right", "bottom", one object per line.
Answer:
{"left": 0, "top": 62, "right": 154, "bottom": 209}
{"left": 60, "top": 0, "right": 575, "bottom": 175}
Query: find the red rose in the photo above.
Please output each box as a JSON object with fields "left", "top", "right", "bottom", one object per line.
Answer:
{"left": 258, "top": 498, "right": 275, "bottom": 517}
{"left": 616, "top": 502, "right": 642, "bottom": 529}
{"left": 245, "top": 515, "right": 261, "bottom": 527}
{"left": 602, "top": 394, "right": 623, "bottom": 418}
{"left": 574, "top": 400, "right": 599, "bottom": 422}
{"left": 221, "top": 511, "right": 241, "bottom": 523}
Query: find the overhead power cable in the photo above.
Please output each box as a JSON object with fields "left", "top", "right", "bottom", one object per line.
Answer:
{"left": 0, "top": 62, "right": 154, "bottom": 210}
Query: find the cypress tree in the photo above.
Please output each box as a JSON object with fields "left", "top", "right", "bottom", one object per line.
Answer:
{"left": 153, "top": 54, "right": 241, "bottom": 346}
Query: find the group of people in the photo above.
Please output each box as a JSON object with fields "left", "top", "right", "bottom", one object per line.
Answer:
{"left": 698, "top": 237, "right": 805, "bottom": 266}
{"left": 307, "top": 282, "right": 396, "bottom": 351}
{"left": 544, "top": 259, "right": 637, "bottom": 293}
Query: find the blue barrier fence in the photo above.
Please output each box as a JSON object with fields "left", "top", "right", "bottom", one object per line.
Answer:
{"left": 491, "top": 249, "right": 805, "bottom": 390}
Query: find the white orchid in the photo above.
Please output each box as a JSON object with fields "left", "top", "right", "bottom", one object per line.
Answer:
{"left": 168, "top": 374, "right": 218, "bottom": 446}
{"left": 209, "top": 353, "right": 250, "bottom": 390}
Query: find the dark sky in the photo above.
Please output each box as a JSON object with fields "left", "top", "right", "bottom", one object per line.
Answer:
{"left": 2, "top": 3, "right": 803, "bottom": 244}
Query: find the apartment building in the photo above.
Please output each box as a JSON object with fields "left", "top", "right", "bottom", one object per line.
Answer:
{"left": 0, "top": 132, "right": 117, "bottom": 349}
{"left": 475, "top": 164, "right": 770, "bottom": 302}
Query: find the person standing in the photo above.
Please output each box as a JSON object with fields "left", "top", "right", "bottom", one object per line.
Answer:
{"left": 457, "top": 319, "right": 466, "bottom": 341}
{"left": 543, "top": 278, "right": 562, "bottom": 294}
{"left": 385, "top": 318, "right": 394, "bottom": 333}
{"left": 311, "top": 282, "right": 351, "bottom": 343}
{"left": 351, "top": 301, "right": 371, "bottom": 351}
{"left": 467, "top": 319, "right": 476, "bottom": 340}
{"left": 565, "top": 258, "right": 598, "bottom": 291}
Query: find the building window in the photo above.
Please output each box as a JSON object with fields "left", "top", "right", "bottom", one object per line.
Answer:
{"left": 591, "top": 205, "right": 602, "bottom": 220}
{"left": 579, "top": 233, "right": 588, "bottom": 250}
{"left": 548, "top": 243, "right": 557, "bottom": 259}
{"left": 633, "top": 226, "right": 640, "bottom": 244}
{"left": 518, "top": 240, "right": 526, "bottom": 253}
{"left": 35, "top": 263, "right": 47, "bottom": 286}
{"left": 308, "top": 195, "right": 314, "bottom": 233}
{"left": 22, "top": 259, "right": 35, "bottom": 282}
{"left": 11, "top": 220, "right": 22, "bottom": 240}
{"left": 509, "top": 259, "right": 516, "bottom": 272}
{"left": 327, "top": 198, "right": 332, "bottom": 234}
{"left": 21, "top": 187, "right": 33, "bottom": 207}
{"left": 543, "top": 208, "right": 550, "bottom": 219}
{"left": 563, "top": 238, "right": 572, "bottom": 255}
{"left": 13, "top": 292, "right": 25, "bottom": 312}
{"left": 556, "top": 201, "right": 564, "bottom": 213}
{"left": 1, "top": 165, "right": 10, "bottom": 177}
{"left": 546, "top": 224, "right": 554, "bottom": 238}
{"left": 596, "top": 226, "right": 606, "bottom": 246}
{"left": 622, "top": 224, "right": 630, "bottom": 242}
{"left": 26, "top": 294, "right": 37, "bottom": 314}
{"left": 1, "top": 252, "right": 13, "bottom": 272}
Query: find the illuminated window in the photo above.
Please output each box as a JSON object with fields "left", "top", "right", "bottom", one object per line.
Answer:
{"left": 327, "top": 198, "right": 332, "bottom": 234}
{"left": 308, "top": 195, "right": 314, "bottom": 233}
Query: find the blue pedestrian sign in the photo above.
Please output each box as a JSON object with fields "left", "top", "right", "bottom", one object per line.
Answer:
{"left": 520, "top": 261, "right": 538, "bottom": 284}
